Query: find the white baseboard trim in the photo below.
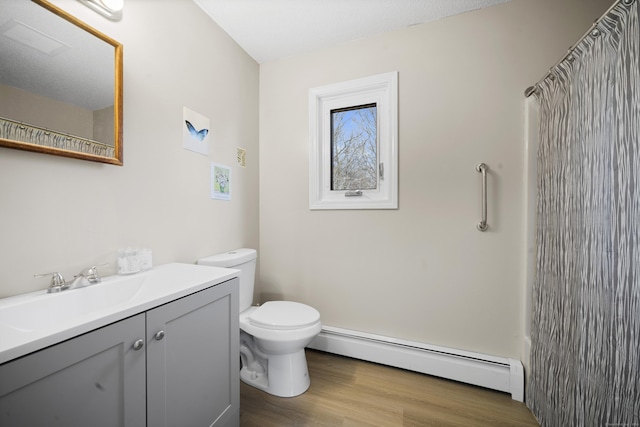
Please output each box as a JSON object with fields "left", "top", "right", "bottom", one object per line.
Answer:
{"left": 307, "top": 326, "right": 524, "bottom": 402}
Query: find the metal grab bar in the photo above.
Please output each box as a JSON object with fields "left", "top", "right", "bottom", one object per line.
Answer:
{"left": 476, "top": 163, "right": 488, "bottom": 232}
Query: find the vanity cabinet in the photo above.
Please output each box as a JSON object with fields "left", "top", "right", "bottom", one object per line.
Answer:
{"left": 0, "top": 277, "right": 239, "bottom": 427}
{"left": 0, "top": 313, "right": 146, "bottom": 426}
{"left": 146, "top": 278, "right": 239, "bottom": 427}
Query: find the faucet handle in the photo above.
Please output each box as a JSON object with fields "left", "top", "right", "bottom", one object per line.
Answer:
{"left": 80, "top": 263, "right": 109, "bottom": 284}
{"left": 34, "top": 272, "right": 67, "bottom": 292}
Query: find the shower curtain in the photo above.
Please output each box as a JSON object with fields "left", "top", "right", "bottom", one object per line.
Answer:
{"left": 527, "top": 1, "right": 640, "bottom": 425}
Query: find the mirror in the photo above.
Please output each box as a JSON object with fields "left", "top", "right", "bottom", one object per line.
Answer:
{"left": 0, "top": 0, "right": 123, "bottom": 165}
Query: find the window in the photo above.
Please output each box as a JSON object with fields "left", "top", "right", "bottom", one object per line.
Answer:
{"left": 309, "top": 72, "right": 398, "bottom": 209}
{"left": 331, "top": 103, "right": 377, "bottom": 191}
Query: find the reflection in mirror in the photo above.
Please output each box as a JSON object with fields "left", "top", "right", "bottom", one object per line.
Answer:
{"left": 0, "top": 0, "right": 123, "bottom": 165}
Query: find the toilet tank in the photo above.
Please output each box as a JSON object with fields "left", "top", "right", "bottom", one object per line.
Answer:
{"left": 197, "top": 248, "right": 257, "bottom": 312}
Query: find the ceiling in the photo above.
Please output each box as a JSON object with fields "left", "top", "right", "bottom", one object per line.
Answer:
{"left": 193, "top": 0, "right": 512, "bottom": 64}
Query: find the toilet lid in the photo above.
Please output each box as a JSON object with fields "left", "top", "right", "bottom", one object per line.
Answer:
{"left": 249, "top": 301, "right": 320, "bottom": 330}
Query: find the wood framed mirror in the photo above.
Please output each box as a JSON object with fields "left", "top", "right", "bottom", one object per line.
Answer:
{"left": 0, "top": 0, "right": 123, "bottom": 165}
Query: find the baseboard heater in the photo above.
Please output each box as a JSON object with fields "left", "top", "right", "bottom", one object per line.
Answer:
{"left": 307, "top": 326, "right": 524, "bottom": 402}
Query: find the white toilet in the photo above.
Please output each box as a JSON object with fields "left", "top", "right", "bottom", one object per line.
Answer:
{"left": 197, "top": 248, "right": 321, "bottom": 397}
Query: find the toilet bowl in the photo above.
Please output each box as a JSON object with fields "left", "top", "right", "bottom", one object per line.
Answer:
{"left": 197, "top": 249, "right": 321, "bottom": 397}
{"left": 239, "top": 302, "right": 321, "bottom": 397}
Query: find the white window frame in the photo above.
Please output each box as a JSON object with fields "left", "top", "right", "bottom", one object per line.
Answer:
{"left": 308, "top": 71, "right": 398, "bottom": 210}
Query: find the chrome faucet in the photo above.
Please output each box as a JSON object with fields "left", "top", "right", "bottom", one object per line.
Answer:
{"left": 72, "top": 265, "right": 104, "bottom": 287}
{"left": 35, "top": 263, "right": 108, "bottom": 293}
{"left": 34, "top": 271, "right": 68, "bottom": 293}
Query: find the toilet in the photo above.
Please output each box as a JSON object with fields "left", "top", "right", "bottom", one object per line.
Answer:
{"left": 197, "top": 248, "right": 321, "bottom": 397}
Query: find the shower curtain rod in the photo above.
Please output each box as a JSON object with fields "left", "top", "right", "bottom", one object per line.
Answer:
{"left": 524, "top": 0, "right": 634, "bottom": 97}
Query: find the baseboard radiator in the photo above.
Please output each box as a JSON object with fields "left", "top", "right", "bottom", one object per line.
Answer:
{"left": 307, "top": 326, "right": 524, "bottom": 402}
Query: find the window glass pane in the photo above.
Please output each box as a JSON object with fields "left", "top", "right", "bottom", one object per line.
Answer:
{"left": 330, "top": 103, "right": 377, "bottom": 191}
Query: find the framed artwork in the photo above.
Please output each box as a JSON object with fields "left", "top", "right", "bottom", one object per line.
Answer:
{"left": 183, "top": 106, "right": 210, "bottom": 155}
{"left": 211, "top": 163, "right": 231, "bottom": 201}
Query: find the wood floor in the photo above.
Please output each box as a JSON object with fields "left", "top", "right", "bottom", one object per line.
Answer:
{"left": 240, "top": 350, "right": 539, "bottom": 426}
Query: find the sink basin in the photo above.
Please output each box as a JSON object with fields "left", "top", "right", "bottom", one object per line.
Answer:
{"left": 0, "top": 263, "right": 239, "bottom": 364}
{"left": 0, "top": 276, "right": 144, "bottom": 332}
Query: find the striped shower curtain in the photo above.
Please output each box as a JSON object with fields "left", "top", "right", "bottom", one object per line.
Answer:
{"left": 527, "top": 0, "right": 640, "bottom": 425}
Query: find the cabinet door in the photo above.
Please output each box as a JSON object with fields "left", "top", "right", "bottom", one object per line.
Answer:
{"left": 146, "top": 278, "right": 239, "bottom": 427}
{"left": 0, "top": 314, "right": 146, "bottom": 427}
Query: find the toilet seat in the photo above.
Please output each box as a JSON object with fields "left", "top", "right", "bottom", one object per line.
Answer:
{"left": 249, "top": 301, "right": 320, "bottom": 330}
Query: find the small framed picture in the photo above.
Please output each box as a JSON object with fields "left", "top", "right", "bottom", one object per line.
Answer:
{"left": 183, "top": 107, "right": 210, "bottom": 155}
{"left": 211, "top": 163, "right": 231, "bottom": 201}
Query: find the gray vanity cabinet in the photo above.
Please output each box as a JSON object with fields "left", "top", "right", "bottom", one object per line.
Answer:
{"left": 146, "top": 278, "right": 240, "bottom": 427}
{"left": 0, "top": 277, "right": 239, "bottom": 427}
{"left": 0, "top": 313, "right": 147, "bottom": 426}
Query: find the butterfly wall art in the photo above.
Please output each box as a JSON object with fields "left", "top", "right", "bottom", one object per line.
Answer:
{"left": 182, "top": 106, "right": 210, "bottom": 155}
{"left": 185, "top": 120, "right": 209, "bottom": 141}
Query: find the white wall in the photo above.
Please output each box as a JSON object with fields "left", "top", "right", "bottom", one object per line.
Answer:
{"left": 522, "top": 96, "right": 540, "bottom": 378}
{"left": 0, "top": 0, "right": 259, "bottom": 298}
{"left": 258, "top": 0, "right": 612, "bottom": 359}
{"left": 0, "top": 0, "right": 613, "bottom": 360}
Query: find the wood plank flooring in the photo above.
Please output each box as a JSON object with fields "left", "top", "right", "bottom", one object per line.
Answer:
{"left": 240, "top": 350, "right": 539, "bottom": 426}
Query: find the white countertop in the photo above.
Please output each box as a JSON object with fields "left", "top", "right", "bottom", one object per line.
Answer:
{"left": 0, "top": 263, "right": 239, "bottom": 364}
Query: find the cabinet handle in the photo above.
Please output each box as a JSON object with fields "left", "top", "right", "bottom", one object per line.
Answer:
{"left": 154, "top": 330, "right": 165, "bottom": 341}
{"left": 132, "top": 339, "right": 144, "bottom": 351}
